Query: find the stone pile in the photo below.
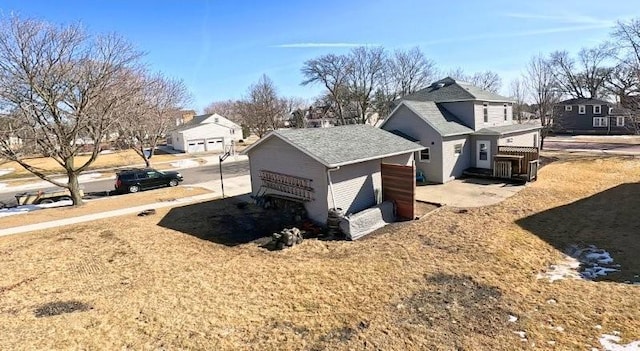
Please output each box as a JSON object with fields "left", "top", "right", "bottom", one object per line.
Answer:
{"left": 272, "top": 227, "right": 304, "bottom": 250}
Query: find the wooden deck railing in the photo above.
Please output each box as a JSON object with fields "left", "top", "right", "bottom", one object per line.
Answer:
{"left": 492, "top": 146, "right": 540, "bottom": 182}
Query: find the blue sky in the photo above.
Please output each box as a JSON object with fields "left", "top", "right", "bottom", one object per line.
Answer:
{"left": 0, "top": 0, "right": 637, "bottom": 112}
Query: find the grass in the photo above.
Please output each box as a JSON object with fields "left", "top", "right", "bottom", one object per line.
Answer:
{"left": 0, "top": 149, "right": 189, "bottom": 180}
{"left": 0, "top": 186, "right": 213, "bottom": 228}
{"left": 0, "top": 153, "right": 639, "bottom": 350}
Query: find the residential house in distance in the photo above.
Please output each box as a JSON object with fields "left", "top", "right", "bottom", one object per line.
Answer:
{"left": 380, "top": 77, "right": 541, "bottom": 184}
{"left": 167, "top": 113, "right": 242, "bottom": 153}
{"left": 552, "top": 98, "right": 633, "bottom": 135}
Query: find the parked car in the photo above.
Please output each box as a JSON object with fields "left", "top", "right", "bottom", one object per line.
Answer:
{"left": 114, "top": 168, "right": 183, "bottom": 194}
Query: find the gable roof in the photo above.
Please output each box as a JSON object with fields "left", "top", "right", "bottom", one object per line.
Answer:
{"left": 171, "top": 113, "right": 240, "bottom": 132}
{"left": 381, "top": 100, "right": 474, "bottom": 137}
{"left": 557, "top": 98, "right": 611, "bottom": 105}
{"left": 402, "top": 77, "right": 514, "bottom": 103}
{"left": 242, "top": 125, "right": 425, "bottom": 168}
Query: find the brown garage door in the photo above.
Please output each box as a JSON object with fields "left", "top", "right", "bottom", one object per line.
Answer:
{"left": 381, "top": 163, "right": 415, "bottom": 220}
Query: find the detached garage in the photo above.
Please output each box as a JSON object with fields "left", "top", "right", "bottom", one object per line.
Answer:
{"left": 168, "top": 113, "right": 242, "bottom": 153}
{"left": 243, "top": 125, "right": 425, "bottom": 224}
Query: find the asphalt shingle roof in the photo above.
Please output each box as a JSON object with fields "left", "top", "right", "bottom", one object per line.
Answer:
{"left": 400, "top": 100, "right": 474, "bottom": 136}
{"left": 403, "top": 77, "right": 514, "bottom": 103}
{"left": 558, "top": 98, "right": 611, "bottom": 105}
{"left": 473, "top": 123, "right": 541, "bottom": 136}
{"left": 249, "top": 125, "right": 425, "bottom": 168}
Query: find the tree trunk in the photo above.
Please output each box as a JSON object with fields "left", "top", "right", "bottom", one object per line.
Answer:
{"left": 67, "top": 171, "right": 84, "bottom": 206}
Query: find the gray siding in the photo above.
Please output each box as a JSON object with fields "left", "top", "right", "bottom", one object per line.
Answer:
{"left": 383, "top": 153, "right": 413, "bottom": 166}
{"left": 329, "top": 160, "right": 380, "bottom": 216}
{"left": 247, "top": 137, "right": 329, "bottom": 224}
{"left": 554, "top": 104, "right": 632, "bottom": 134}
{"left": 441, "top": 136, "right": 471, "bottom": 182}
{"left": 474, "top": 102, "right": 513, "bottom": 129}
{"left": 439, "top": 101, "right": 475, "bottom": 129}
{"left": 470, "top": 135, "right": 500, "bottom": 169}
{"left": 381, "top": 105, "right": 444, "bottom": 183}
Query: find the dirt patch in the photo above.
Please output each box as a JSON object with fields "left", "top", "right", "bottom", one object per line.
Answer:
{"left": 398, "top": 274, "right": 512, "bottom": 341}
{"left": 34, "top": 300, "right": 92, "bottom": 318}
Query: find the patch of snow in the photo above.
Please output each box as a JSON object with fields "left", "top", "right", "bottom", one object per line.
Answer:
{"left": 0, "top": 168, "right": 14, "bottom": 176}
{"left": 514, "top": 331, "right": 526, "bottom": 339}
{"left": 0, "top": 200, "right": 72, "bottom": 218}
{"left": 170, "top": 159, "right": 200, "bottom": 168}
{"left": 99, "top": 149, "right": 114, "bottom": 154}
{"left": 0, "top": 182, "right": 6, "bottom": 189}
{"left": 508, "top": 315, "right": 518, "bottom": 323}
{"left": 600, "top": 333, "right": 640, "bottom": 350}
{"left": 596, "top": 325, "right": 603, "bottom": 330}
{"left": 547, "top": 299, "right": 557, "bottom": 304}
{"left": 547, "top": 341, "right": 556, "bottom": 346}
{"left": 537, "top": 245, "right": 619, "bottom": 282}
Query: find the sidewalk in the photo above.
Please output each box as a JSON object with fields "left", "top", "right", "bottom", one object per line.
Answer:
{"left": 0, "top": 174, "right": 252, "bottom": 237}
{"left": 0, "top": 154, "right": 248, "bottom": 194}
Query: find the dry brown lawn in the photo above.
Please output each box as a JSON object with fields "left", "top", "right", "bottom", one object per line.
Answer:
{"left": 1, "top": 153, "right": 640, "bottom": 350}
{"left": 0, "top": 150, "right": 189, "bottom": 180}
{"left": 0, "top": 186, "right": 212, "bottom": 228}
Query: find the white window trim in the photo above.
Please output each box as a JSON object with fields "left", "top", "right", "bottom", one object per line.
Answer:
{"left": 454, "top": 143, "right": 463, "bottom": 156}
{"left": 594, "top": 105, "right": 602, "bottom": 115}
{"left": 418, "top": 147, "right": 431, "bottom": 163}
{"left": 593, "top": 117, "right": 608, "bottom": 127}
{"left": 483, "top": 103, "right": 488, "bottom": 123}
{"left": 617, "top": 116, "right": 625, "bottom": 127}
{"left": 565, "top": 105, "right": 572, "bottom": 111}
{"left": 578, "top": 105, "right": 586, "bottom": 114}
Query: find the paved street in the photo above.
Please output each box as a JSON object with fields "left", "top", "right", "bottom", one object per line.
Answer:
{"left": 544, "top": 140, "right": 640, "bottom": 155}
{"left": 0, "top": 159, "right": 249, "bottom": 205}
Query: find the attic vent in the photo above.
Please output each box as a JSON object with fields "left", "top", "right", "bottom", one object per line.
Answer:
{"left": 435, "top": 82, "right": 445, "bottom": 88}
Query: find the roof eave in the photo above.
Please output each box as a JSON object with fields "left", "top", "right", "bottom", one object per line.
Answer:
{"left": 328, "top": 146, "right": 426, "bottom": 168}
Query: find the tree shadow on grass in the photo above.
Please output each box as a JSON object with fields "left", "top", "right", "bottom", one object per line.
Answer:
{"left": 157, "top": 194, "right": 304, "bottom": 247}
{"left": 516, "top": 182, "right": 640, "bottom": 284}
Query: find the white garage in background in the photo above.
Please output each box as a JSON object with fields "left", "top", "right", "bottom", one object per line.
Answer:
{"left": 167, "top": 113, "right": 242, "bottom": 153}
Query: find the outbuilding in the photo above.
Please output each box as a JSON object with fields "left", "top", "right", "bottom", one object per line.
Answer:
{"left": 242, "top": 125, "right": 425, "bottom": 224}
{"left": 167, "top": 113, "right": 242, "bottom": 153}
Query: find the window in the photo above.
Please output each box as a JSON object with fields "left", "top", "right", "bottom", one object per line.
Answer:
{"left": 578, "top": 105, "right": 586, "bottom": 114}
{"left": 454, "top": 143, "right": 463, "bottom": 156}
{"left": 418, "top": 148, "right": 430, "bottom": 162}
{"left": 593, "top": 117, "right": 608, "bottom": 127}
{"left": 617, "top": 116, "right": 625, "bottom": 127}
{"left": 503, "top": 104, "right": 508, "bottom": 121}
{"left": 565, "top": 105, "right": 573, "bottom": 111}
{"left": 483, "top": 103, "right": 488, "bottom": 123}
{"left": 594, "top": 105, "right": 602, "bottom": 114}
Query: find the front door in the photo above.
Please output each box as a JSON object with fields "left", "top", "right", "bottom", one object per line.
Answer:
{"left": 476, "top": 140, "right": 491, "bottom": 169}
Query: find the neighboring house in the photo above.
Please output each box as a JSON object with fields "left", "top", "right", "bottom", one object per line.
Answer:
{"left": 380, "top": 77, "right": 541, "bottom": 184}
{"left": 553, "top": 98, "right": 634, "bottom": 135}
{"left": 242, "top": 124, "right": 424, "bottom": 224}
{"left": 167, "top": 113, "right": 242, "bottom": 153}
{"left": 175, "top": 110, "right": 197, "bottom": 126}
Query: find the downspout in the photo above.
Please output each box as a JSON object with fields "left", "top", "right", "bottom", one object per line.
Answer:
{"left": 327, "top": 166, "right": 340, "bottom": 210}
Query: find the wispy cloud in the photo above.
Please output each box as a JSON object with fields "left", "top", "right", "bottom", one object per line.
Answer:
{"left": 273, "top": 42, "right": 377, "bottom": 48}
{"left": 503, "top": 12, "right": 615, "bottom": 26}
{"left": 419, "top": 24, "right": 614, "bottom": 46}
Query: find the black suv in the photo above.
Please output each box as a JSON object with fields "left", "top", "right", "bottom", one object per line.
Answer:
{"left": 114, "top": 168, "right": 183, "bottom": 194}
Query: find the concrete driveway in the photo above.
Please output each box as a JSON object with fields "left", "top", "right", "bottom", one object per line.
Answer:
{"left": 415, "top": 178, "right": 525, "bottom": 208}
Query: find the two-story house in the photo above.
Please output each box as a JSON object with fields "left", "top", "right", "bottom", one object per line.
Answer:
{"left": 380, "top": 77, "right": 541, "bottom": 183}
{"left": 553, "top": 98, "right": 632, "bottom": 135}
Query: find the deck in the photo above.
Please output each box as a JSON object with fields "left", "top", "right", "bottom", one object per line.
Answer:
{"left": 464, "top": 146, "right": 540, "bottom": 184}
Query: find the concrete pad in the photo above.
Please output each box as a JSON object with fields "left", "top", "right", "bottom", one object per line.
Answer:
{"left": 415, "top": 178, "right": 525, "bottom": 208}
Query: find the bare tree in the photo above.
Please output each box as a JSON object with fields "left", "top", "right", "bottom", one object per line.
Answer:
{"left": 376, "top": 47, "right": 438, "bottom": 117}
{"left": 548, "top": 44, "right": 614, "bottom": 99}
{"left": 509, "top": 78, "right": 527, "bottom": 123}
{"left": 611, "top": 18, "right": 640, "bottom": 127}
{"left": 204, "top": 99, "right": 243, "bottom": 123}
{"left": 524, "top": 54, "right": 560, "bottom": 149}
{"left": 238, "top": 74, "right": 288, "bottom": 137}
{"left": 301, "top": 54, "right": 351, "bottom": 125}
{"left": 346, "top": 46, "right": 387, "bottom": 124}
{"left": 447, "top": 68, "right": 502, "bottom": 93}
{"left": 0, "top": 16, "right": 144, "bottom": 205}
{"left": 117, "top": 73, "right": 190, "bottom": 167}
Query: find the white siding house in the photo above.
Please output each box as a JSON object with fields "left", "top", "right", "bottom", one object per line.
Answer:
{"left": 168, "top": 113, "right": 242, "bottom": 153}
{"left": 243, "top": 125, "right": 424, "bottom": 224}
